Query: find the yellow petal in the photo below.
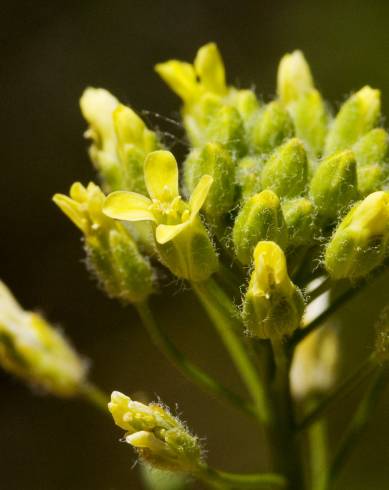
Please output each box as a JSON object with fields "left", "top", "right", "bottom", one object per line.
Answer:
{"left": 155, "top": 60, "right": 198, "bottom": 102}
{"left": 189, "top": 174, "right": 213, "bottom": 218}
{"left": 144, "top": 151, "right": 179, "bottom": 202}
{"left": 156, "top": 222, "right": 188, "bottom": 244}
{"left": 194, "top": 42, "right": 227, "bottom": 95}
{"left": 103, "top": 191, "right": 155, "bottom": 222}
{"left": 113, "top": 104, "right": 145, "bottom": 147}
{"left": 52, "top": 194, "right": 88, "bottom": 233}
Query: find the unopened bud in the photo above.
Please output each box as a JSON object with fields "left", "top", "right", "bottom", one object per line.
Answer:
{"left": 282, "top": 198, "right": 316, "bottom": 247}
{"left": 325, "top": 191, "right": 389, "bottom": 279}
{"left": 261, "top": 138, "right": 308, "bottom": 199}
{"left": 0, "top": 281, "right": 86, "bottom": 397}
{"left": 290, "top": 89, "right": 329, "bottom": 157}
{"left": 354, "top": 128, "right": 389, "bottom": 195}
{"left": 277, "top": 50, "right": 314, "bottom": 104}
{"left": 113, "top": 104, "right": 160, "bottom": 194}
{"left": 242, "top": 242, "right": 304, "bottom": 339}
{"left": 309, "top": 150, "right": 359, "bottom": 222}
{"left": 325, "top": 86, "right": 381, "bottom": 155}
{"left": 232, "top": 190, "right": 288, "bottom": 265}
{"left": 184, "top": 143, "right": 236, "bottom": 222}
{"left": 109, "top": 391, "right": 203, "bottom": 473}
{"left": 53, "top": 182, "right": 153, "bottom": 303}
{"left": 236, "top": 155, "right": 264, "bottom": 201}
{"left": 249, "top": 101, "right": 294, "bottom": 154}
{"left": 205, "top": 105, "right": 246, "bottom": 156}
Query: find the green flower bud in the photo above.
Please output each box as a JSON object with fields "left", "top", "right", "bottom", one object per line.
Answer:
{"left": 53, "top": 182, "right": 153, "bottom": 303}
{"left": 205, "top": 105, "right": 246, "bottom": 156}
{"left": 309, "top": 150, "right": 359, "bottom": 222}
{"left": 113, "top": 104, "right": 160, "bottom": 194}
{"left": 236, "top": 155, "right": 264, "bottom": 201}
{"left": 282, "top": 197, "right": 316, "bottom": 247}
{"left": 325, "top": 191, "right": 389, "bottom": 279}
{"left": 325, "top": 86, "right": 381, "bottom": 155}
{"left": 140, "top": 465, "right": 189, "bottom": 490}
{"left": 249, "top": 101, "right": 294, "bottom": 154}
{"left": 232, "top": 190, "right": 288, "bottom": 265}
{"left": 109, "top": 391, "right": 203, "bottom": 473}
{"left": 184, "top": 143, "right": 236, "bottom": 223}
{"left": 277, "top": 50, "right": 314, "bottom": 104}
{"left": 0, "top": 281, "right": 87, "bottom": 397}
{"left": 354, "top": 128, "right": 389, "bottom": 195}
{"left": 290, "top": 89, "right": 329, "bottom": 157}
{"left": 229, "top": 89, "right": 260, "bottom": 121}
{"left": 242, "top": 242, "right": 304, "bottom": 339}
{"left": 261, "top": 138, "right": 308, "bottom": 199}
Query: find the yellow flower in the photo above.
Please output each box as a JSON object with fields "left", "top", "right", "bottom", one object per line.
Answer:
{"left": 53, "top": 182, "right": 153, "bottom": 303}
{"left": 103, "top": 151, "right": 218, "bottom": 281}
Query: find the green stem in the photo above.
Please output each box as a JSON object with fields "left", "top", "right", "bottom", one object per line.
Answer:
{"left": 192, "top": 278, "right": 272, "bottom": 426}
{"left": 271, "top": 338, "right": 305, "bottom": 490}
{"left": 297, "top": 354, "right": 378, "bottom": 431}
{"left": 197, "top": 465, "right": 287, "bottom": 489}
{"left": 135, "top": 301, "right": 255, "bottom": 418}
{"left": 307, "top": 399, "right": 329, "bottom": 490}
{"left": 80, "top": 382, "right": 109, "bottom": 412}
{"left": 330, "top": 367, "right": 389, "bottom": 483}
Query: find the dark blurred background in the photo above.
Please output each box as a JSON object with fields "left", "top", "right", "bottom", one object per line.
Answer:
{"left": 1, "top": 1, "right": 389, "bottom": 489}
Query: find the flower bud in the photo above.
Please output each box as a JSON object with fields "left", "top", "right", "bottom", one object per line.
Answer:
{"left": 236, "top": 155, "right": 264, "bottom": 201}
{"left": 277, "top": 50, "right": 314, "bottom": 104}
{"left": 53, "top": 182, "right": 153, "bottom": 303}
{"left": 109, "top": 391, "right": 203, "bottom": 473}
{"left": 290, "top": 326, "right": 339, "bottom": 400}
{"left": 261, "top": 138, "right": 308, "bottom": 199}
{"left": 309, "top": 150, "right": 359, "bottom": 222}
{"left": 282, "top": 197, "right": 316, "bottom": 247}
{"left": 289, "top": 89, "right": 329, "bottom": 157}
{"left": 80, "top": 87, "right": 121, "bottom": 190}
{"left": 80, "top": 88, "right": 160, "bottom": 192}
{"left": 242, "top": 242, "right": 304, "bottom": 339}
{"left": 184, "top": 143, "right": 236, "bottom": 222}
{"left": 353, "top": 128, "right": 389, "bottom": 195}
{"left": 232, "top": 190, "right": 288, "bottom": 265}
{"left": 0, "top": 281, "right": 87, "bottom": 397}
{"left": 325, "top": 191, "right": 389, "bottom": 279}
{"left": 140, "top": 465, "right": 189, "bottom": 490}
{"left": 113, "top": 104, "right": 160, "bottom": 194}
{"left": 325, "top": 86, "right": 381, "bottom": 155}
{"left": 230, "top": 89, "right": 260, "bottom": 121}
{"left": 205, "top": 105, "right": 246, "bottom": 156}
{"left": 249, "top": 101, "right": 294, "bottom": 154}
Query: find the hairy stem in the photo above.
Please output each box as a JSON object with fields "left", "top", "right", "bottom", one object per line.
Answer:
{"left": 271, "top": 338, "right": 305, "bottom": 490}
{"left": 136, "top": 301, "right": 255, "bottom": 417}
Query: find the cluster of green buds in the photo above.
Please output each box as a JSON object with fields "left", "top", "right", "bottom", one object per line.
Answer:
{"left": 109, "top": 391, "right": 203, "bottom": 473}
{"left": 0, "top": 281, "right": 86, "bottom": 396}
